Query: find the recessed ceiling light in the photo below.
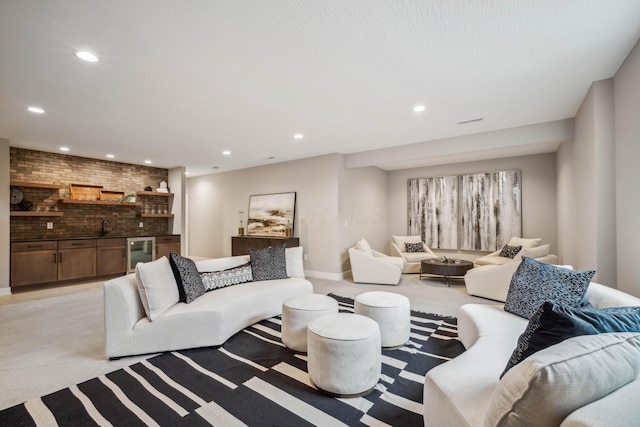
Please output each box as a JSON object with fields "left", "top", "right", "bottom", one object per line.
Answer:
{"left": 60, "top": 146, "right": 70, "bottom": 152}
{"left": 222, "top": 150, "right": 231, "bottom": 156}
{"left": 73, "top": 50, "right": 99, "bottom": 62}
{"left": 267, "top": 156, "right": 276, "bottom": 160}
{"left": 293, "top": 133, "right": 304, "bottom": 139}
{"left": 144, "top": 160, "right": 152, "bottom": 164}
{"left": 212, "top": 166, "right": 220, "bottom": 170}
{"left": 185, "top": 171, "right": 190, "bottom": 175}
{"left": 106, "top": 154, "right": 115, "bottom": 159}
{"left": 412, "top": 105, "right": 426, "bottom": 113}
{"left": 27, "top": 106, "right": 45, "bottom": 114}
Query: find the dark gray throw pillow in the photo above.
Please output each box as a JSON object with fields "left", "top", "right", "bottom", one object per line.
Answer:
{"left": 502, "top": 301, "right": 640, "bottom": 377}
{"left": 405, "top": 242, "right": 424, "bottom": 253}
{"left": 201, "top": 262, "right": 253, "bottom": 291}
{"left": 249, "top": 245, "right": 288, "bottom": 281}
{"left": 499, "top": 244, "right": 521, "bottom": 259}
{"left": 503, "top": 257, "right": 594, "bottom": 319}
{"left": 169, "top": 252, "right": 205, "bottom": 303}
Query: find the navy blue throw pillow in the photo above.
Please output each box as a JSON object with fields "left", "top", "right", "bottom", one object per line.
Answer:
{"left": 502, "top": 301, "right": 640, "bottom": 377}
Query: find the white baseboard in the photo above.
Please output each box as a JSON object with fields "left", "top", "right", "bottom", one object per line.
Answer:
{"left": 304, "top": 270, "right": 346, "bottom": 281}
{"left": 0, "top": 287, "right": 12, "bottom": 296}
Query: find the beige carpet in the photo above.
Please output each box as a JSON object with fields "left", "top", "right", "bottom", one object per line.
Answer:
{"left": 0, "top": 274, "right": 495, "bottom": 411}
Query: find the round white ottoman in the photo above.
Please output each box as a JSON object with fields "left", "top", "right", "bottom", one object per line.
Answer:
{"left": 281, "top": 294, "right": 339, "bottom": 352}
{"left": 354, "top": 291, "right": 411, "bottom": 348}
{"left": 307, "top": 313, "right": 381, "bottom": 397}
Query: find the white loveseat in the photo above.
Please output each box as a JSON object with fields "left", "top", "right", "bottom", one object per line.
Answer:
{"left": 104, "top": 250, "right": 313, "bottom": 358}
{"left": 423, "top": 282, "right": 640, "bottom": 427}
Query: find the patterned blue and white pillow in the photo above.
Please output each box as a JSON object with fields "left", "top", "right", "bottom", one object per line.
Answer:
{"left": 499, "top": 244, "right": 522, "bottom": 259}
{"left": 502, "top": 301, "right": 640, "bottom": 377}
{"left": 201, "top": 262, "right": 253, "bottom": 291}
{"left": 405, "top": 242, "right": 424, "bottom": 253}
{"left": 249, "top": 245, "right": 288, "bottom": 281}
{"left": 169, "top": 252, "right": 205, "bottom": 303}
{"left": 503, "top": 257, "right": 594, "bottom": 319}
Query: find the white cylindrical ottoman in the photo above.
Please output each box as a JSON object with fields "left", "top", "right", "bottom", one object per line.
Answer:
{"left": 307, "top": 313, "right": 381, "bottom": 397}
{"left": 281, "top": 294, "right": 339, "bottom": 352}
{"left": 354, "top": 291, "right": 411, "bottom": 348}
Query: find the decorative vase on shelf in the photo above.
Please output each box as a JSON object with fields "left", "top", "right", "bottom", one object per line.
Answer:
{"left": 238, "top": 211, "right": 245, "bottom": 236}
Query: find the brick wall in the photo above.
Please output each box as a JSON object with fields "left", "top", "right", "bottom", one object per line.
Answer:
{"left": 10, "top": 148, "right": 171, "bottom": 240}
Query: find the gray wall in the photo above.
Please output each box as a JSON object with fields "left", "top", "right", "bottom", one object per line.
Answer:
{"left": 187, "top": 154, "right": 344, "bottom": 278}
{"left": 339, "top": 165, "right": 388, "bottom": 271}
{"left": 387, "top": 153, "right": 558, "bottom": 258}
{"left": 557, "top": 80, "right": 617, "bottom": 284}
{"left": 0, "top": 139, "right": 9, "bottom": 294}
{"left": 614, "top": 39, "right": 640, "bottom": 296}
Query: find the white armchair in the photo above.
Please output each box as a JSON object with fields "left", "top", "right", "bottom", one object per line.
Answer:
{"left": 390, "top": 235, "right": 437, "bottom": 273}
{"left": 474, "top": 237, "right": 550, "bottom": 266}
{"left": 465, "top": 254, "right": 561, "bottom": 302}
{"left": 348, "top": 239, "right": 404, "bottom": 285}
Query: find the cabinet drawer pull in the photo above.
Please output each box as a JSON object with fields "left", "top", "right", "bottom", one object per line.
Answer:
{"left": 71, "top": 242, "right": 85, "bottom": 246}
{"left": 59, "top": 253, "right": 62, "bottom": 263}
{"left": 28, "top": 244, "right": 43, "bottom": 249}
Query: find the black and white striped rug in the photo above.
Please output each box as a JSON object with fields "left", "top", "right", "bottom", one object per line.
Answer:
{"left": 0, "top": 294, "right": 464, "bottom": 426}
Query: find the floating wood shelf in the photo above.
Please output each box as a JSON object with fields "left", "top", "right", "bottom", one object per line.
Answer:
{"left": 59, "top": 199, "right": 143, "bottom": 206}
{"left": 10, "top": 181, "right": 64, "bottom": 190}
{"left": 136, "top": 191, "right": 173, "bottom": 197}
{"left": 10, "top": 211, "right": 64, "bottom": 217}
{"left": 140, "top": 213, "right": 174, "bottom": 218}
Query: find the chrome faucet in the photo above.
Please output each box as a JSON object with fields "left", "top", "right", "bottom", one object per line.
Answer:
{"left": 101, "top": 219, "right": 108, "bottom": 236}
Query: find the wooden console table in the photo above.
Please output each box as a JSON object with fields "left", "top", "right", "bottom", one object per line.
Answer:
{"left": 231, "top": 236, "right": 300, "bottom": 256}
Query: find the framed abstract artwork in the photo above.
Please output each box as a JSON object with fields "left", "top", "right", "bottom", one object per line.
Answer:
{"left": 247, "top": 192, "right": 296, "bottom": 237}
{"left": 407, "top": 169, "right": 522, "bottom": 252}
{"left": 459, "top": 170, "right": 522, "bottom": 251}
{"left": 408, "top": 176, "right": 458, "bottom": 250}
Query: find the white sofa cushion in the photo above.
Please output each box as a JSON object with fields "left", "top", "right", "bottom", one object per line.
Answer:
{"left": 507, "top": 236, "right": 541, "bottom": 250}
{"left": 355, "top": 238, "right": 373, "bottom": 255}
{"left": 514, "top": 244, "right": 550, "bottom": 261}
{"left": 135, "top": 256, "right": 179, "bottom": 321}
{"left": 285, "top": 246, "right": 305, "bottom": 278}
{"left": 486, "top": 332, "right": 640, "bottom": 427}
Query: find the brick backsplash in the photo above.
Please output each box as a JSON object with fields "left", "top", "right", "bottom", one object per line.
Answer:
{"left": 10, "top": 148, "right": 171, "bottom": 240}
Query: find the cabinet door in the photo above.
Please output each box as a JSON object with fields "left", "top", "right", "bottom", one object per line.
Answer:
{"left": 58, "top": 240, "right": 97, "bottom": 281}
{"left": 11, "top": 249, "right": 58, "bottom": 287}
{"left": 97, "top": 238, "right": 126, "bottom": 276}
{"left": 156, "top": 236, "right": 181, "bottom": 259}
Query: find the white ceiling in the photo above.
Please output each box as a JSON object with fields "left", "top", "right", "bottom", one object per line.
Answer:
{"left": 1, "top": 0, "right": 639, "bottom": 177}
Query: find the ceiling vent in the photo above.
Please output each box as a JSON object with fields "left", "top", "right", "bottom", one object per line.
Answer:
{"left": 458, "top": 118, "right": 484, "bottom": 125}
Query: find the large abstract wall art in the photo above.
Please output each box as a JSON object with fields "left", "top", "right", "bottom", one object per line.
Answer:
{"left": 407, "top": 169, "right": 522, "bottom": 252}
{"left": 459, "top": 170, "right": 522, "bottom": 251}
{"left": 408, "top": 176, "right": 458, "bottom": 250}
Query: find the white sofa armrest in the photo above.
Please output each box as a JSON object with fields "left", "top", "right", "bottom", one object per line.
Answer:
{"left": 104, "top": 274, "right": 146, "bottom": 358}
{"left": 390, "top": 242, "right": 403, "bottom": 258}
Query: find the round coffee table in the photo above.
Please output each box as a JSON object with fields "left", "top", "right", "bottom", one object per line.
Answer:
{"left": 420, "top": 259, "right": 474, "bottom": 287}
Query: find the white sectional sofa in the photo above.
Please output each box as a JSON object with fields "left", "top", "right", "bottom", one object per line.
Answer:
{"left": 423, "top": 282, "right": 640, "bottom": 427}
{"left": 104, "top": 251, "right": 313, "bottom": 359}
